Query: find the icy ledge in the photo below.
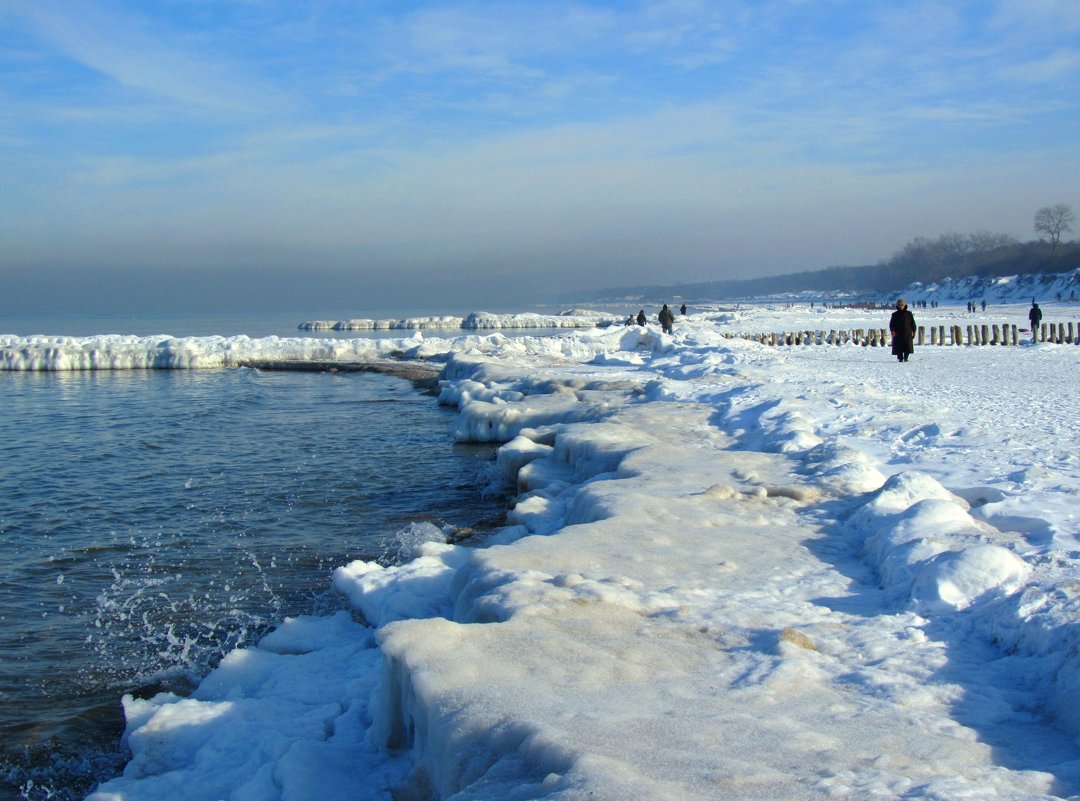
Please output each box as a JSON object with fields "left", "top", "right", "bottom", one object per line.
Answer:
{"left": 331, "top": 350, "right": 1079, "bottom": 799}
{"left": 86, "top": 313, "right": 1080, "bottom": 800}
{"left": 298, "top": 311, "right": 624, "bottom": 331}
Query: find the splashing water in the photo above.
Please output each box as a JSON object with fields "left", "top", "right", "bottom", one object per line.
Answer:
{"left": 0, "top": 368, "right": 507, "bottom": 801}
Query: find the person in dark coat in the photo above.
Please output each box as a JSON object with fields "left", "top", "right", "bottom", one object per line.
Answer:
{"left": 636, "top": 309, "right": 647, "bottom": 326}
{"left": 1028, "top": 302, "right": 1042, "bottom": 342}
{"left": 680, "top": 303, "right": 687, "bottom": 315}
{"left": 658, "top": 304, "right": 675, "bottom": 334}
{"left": 889, "top": 298, "right": 916, "bottom": 362}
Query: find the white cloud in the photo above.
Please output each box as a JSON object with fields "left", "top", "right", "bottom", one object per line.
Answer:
{"left": 12, "top": 0, "right": 269, "bottom": 111}
{"left": 996, "top": 47, "right": 1080, "bottom": 84}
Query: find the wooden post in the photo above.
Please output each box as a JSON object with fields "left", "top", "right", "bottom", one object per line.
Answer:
{"left": 979, "top": 324, "right": 987, "bottom": 345}
{"left": 991, "top": 324, "right": 1000, "bottom": 345}
{"left": 1040, "top": 322, "right": 1047, "bottom": 342}
{"left": 954, "top": 325, "right": 962, "bottom": 345}
{"left": 1011, "top": 325, "right": 1018, "bottom": 345}
{"left": 1069, "top": 322, "right": 1075, "bottom": 344}
{"left": 1059, "top": 322, "right": 1066, "bottom": 344}
{"left": 917, "top": 326, "right": 925, "bottom": 346}
{"left": 930, "top": 327, "right": 937, "bottom": 345}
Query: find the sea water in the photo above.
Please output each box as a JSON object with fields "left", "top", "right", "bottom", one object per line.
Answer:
{"left": 0, "top": 327, "right": 510, "bottom": 800}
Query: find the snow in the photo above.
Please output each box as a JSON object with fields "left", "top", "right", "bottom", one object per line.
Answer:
{"left": 16, "top": 299, "right": 1080, "bottom": 799}
{"left": 296, "top": 310, "right": 623, "bottom": 332}
{"left": 900, "top": 267, "right": 1080, "bottom": 306}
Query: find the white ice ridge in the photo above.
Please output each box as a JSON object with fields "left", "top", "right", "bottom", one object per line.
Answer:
{"left": 0, "top": 324, "right": 650, "bottom": 372}
{"left": 0, "top": 332, "right": 428, "bottom": 370}
{"left": 84, "top": 303, "right": 1080, "bottom": 800}
{"left": 297, "top": 310, "right": 625, "bottom": 331}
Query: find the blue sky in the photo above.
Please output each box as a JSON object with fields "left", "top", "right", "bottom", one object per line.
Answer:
{"left": 1, "top": 0, "right": 1078, "bottom": 313}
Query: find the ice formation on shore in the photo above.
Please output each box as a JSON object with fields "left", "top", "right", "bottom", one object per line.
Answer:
{"left": 297, "top": 310, "right": 624, "bottom": 332}
{"left": 15, "top": 301, "right": 1080, "bottom": 800}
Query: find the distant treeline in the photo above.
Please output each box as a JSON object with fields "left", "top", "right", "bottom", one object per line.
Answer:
{"left": 569, "top": 234, "right": 1080, "bottom": 303}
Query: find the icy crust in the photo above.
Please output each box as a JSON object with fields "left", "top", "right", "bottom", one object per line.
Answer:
{"left": 331, "top": 342, "right": 1080, "bottom": 799}
{"left": 0, "top": 333, "right": 442, "bottom": 370}
{"left": 87, "top": 612, "right": 413, "bottom": 801}
{"left": 297, "top": 311, "right": 623, "bottom": 332}
{"left": 83, "top": 304, "right": 1080, "bottom": 800}
{"left": 848, "top": 471, "right": 1031, "bottom": 612}
{"left": 461, "top": 311, "right": 622, "bottom": 329}
{"left": 299, "top": 316, "right": 465, "bottom": 331}
{"left": 0, "top": 325, "right": 654, "bottom": 371}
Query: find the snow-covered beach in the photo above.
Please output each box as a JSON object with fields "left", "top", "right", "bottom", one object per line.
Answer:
{"left": 7, "top": 301, "right": 1080, "bottom": 799}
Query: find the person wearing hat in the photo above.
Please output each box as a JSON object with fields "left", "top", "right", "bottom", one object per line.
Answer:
{"left": 890, "top": 299, "right": 916, "bottom": 362}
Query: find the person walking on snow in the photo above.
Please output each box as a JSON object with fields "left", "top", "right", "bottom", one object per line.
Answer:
{"left": 636, "top": 309, "right": 647, "bottom": 327}
{"left": 890, "top": 299, "right": 916, "bottom": 362}
{"left": 658, "top": 304, "right": 675, "bottom": 334}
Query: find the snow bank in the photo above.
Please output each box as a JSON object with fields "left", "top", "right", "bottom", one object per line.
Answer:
{"left": 0, "top": 333, "right": 429, "bottom": 370}
{"left": 296, "top": 310, "right": 623, "bottom": 333}
{"left": 462, "top": 311, "right": 622, "bottom": 329}
{"left": 87, "top": 612, "right": 411, "bottom": 801}
{"left": 85, "top": 302, "right": 1080, "bottom": 800}
{"left": 850, "top": 472, "right": 1031, "bottom": 611}
{"left": 903, "top": 267, "right": 1080, "bottom": 305}
{"left": 299, "top": 316, "right": 465, "bottom": 331}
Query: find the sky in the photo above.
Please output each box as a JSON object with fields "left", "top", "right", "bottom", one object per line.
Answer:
{"left": 1, "top": 0, "right": 1079, "bottom": 315}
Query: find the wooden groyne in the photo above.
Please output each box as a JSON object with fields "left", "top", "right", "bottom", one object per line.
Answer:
{"left": 727, "top": 321, "right": 1080, "bottom": 347}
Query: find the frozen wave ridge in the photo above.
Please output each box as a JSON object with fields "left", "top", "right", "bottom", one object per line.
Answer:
{"left": 79, "top": 303, "right": 1080, "bottom": 800}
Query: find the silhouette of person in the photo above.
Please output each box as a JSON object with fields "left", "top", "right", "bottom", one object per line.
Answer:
{"left": 1028, "top": 302, "right": 1042, "bottom": 342}
{"left": 890, "top": 299, "right": 916, "bottom": 362}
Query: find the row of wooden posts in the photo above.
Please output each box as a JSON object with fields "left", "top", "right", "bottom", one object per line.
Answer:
{"left": 729, "top": 321, "right": 1080, "bottom": 347}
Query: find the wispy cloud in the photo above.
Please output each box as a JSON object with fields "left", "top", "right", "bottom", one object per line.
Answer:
{"left": 10, "top": 0, "right": 270, "bottom": 111}
{"left": 997, "top": 47, "right": 1080, "bottom": 83}
{"left": 1, "top": 0, "right": 1078, "bottom": 306}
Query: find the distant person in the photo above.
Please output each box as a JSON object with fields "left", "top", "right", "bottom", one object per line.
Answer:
{"left": 636, "top": 309, "right": 647, "bottom": 327}
{"left": 890, "top": 299, "right": 916, "bottom": 363}
{"left": 981, "top": 299, "right": 986, "bottom": 311}
{"left": 1028, "top": 302, "right": 1042, "bottom": 342}
{"left": 624, "top": 315, "right": 633, "bottom": 326}
{"left": 680, "top": 303, "right": 687, "bottom": 315}
{"left": 658, "top": 304, "right": 675, "bottom": 334}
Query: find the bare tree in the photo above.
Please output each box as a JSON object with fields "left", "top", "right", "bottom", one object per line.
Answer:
{"left": 1034, "top": 203, "right": 1076, "bottom": 257}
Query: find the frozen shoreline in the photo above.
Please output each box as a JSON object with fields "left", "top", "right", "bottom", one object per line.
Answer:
{"left": 32, "top": 301, "right": 1080, "bottom": 800}
{"left": 296, "top": 310, "right": 625, "bottom": 332}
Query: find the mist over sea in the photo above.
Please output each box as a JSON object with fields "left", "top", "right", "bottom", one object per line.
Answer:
{"left": 0, "top": 304, "right": 589, "bottom": 340}
{"left": 0, "top": 310, "right": 511, "bottom": 801}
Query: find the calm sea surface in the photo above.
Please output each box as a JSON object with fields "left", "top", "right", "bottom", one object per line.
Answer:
{"left": 0, "top": 312, "right": 513, "bottom": 800}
